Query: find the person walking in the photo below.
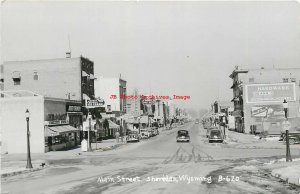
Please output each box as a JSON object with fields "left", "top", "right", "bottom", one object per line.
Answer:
{"left": 115, "top": 130, "right": 120, "bottom": 143}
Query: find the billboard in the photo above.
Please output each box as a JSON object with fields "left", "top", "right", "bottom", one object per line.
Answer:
{"left": 245, "top": 83, "right": 296, "bottom": 103}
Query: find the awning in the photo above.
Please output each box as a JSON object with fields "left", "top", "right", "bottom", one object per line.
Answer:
{"left": 89, "top": 74, "right": 95, "bottom": 79}
{"left": 140, "top": 116, "right": 149, "bottom": 123}
{"left": 232, "top": 110, "right": 242, "bottom": 117}
{"left": 82, "top": 71, "right": 88, "bottom": 77}
{"left": 231, "top": 97, "right": 239, "bottom": 102}
{"left": 45, "top": 125, "right": 79, "bottom": 137}
{"left": 108, "top": 120, "right": 120, "bottom": 129}
{"left": 83, "top": 93, "right": 90, "bottom": 100}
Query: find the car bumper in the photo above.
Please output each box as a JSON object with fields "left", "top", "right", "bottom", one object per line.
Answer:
{"left": 209, "top": 138, "right": 223, "bottom": 142}
{"left": 177, "top": 138, "right": 190, "bottom": 142}
{"left": 127, "top": 138, "right": 139, "bottom": 142}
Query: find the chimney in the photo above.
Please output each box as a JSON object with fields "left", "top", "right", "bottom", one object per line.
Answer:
{"left": 66, "top": 52, "right": 71, "bottom": 58}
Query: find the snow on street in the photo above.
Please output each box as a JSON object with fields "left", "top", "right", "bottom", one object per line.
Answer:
{"left": 2, "top": 123, "right": 300, "bottom": 194}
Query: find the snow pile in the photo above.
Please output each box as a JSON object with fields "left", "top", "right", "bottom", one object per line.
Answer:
{"left": 264, "top": 137, "right": 280, "bottom": 141}
{"left": 271, "top": 165, "right": 300, "bottom": 186}
{"left": 277, "top": 157, "right": 300, "bottom": 162}
{"left": 232, "top": 165, "right": 259, "bottom": 172}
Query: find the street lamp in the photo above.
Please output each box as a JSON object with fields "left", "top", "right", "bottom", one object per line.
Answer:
{"left": 25, "top": 109, "right": 33, "bottom": 169}
{"left": 283, "top": 99, "right": 288, "bottom": 119}
{"left": 282, "top": 99, "right": 292, "bottom": 162}
{"left": 138, "top": 116, "right": 141, "bottom": 134}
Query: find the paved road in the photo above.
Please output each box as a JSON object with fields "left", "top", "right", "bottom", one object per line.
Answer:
{"left": 2, "top": 123, "right": 299, "bottom": 194}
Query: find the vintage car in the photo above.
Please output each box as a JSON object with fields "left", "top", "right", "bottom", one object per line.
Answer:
{"left": 176, "top": 130, "right": 190, "bottom": 142}
{"left": 150, "top": 128, "right": 159, "bottom": 137}
{"left": 208, "top": 129, "right": 224, "bottom": 143}
{"left": 126, "top": 131, "right": 140, "bottom": 142}
{"left": 140, "top": 129, "right": 150, "bottom": 139}
{"left": 281, "top": 131, "right": 300, "bottom": 144}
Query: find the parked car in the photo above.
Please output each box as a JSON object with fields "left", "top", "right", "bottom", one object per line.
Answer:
{"left": 208, "top": 129, "right": 224, "bottom": 143}
{"left": 176, "top": 130, "right": 190, "bottom": 142}
{"left": 140, "top": 129, "right": 150, "bottom": 139}
{"left": 126, "top": 131, "right": 140, "bottom": 143}
{"left": 281, "top": 132, "right": 300, "bottom": 144}
{"left": 150, "top": 128, "right": 159, "bottom": 136}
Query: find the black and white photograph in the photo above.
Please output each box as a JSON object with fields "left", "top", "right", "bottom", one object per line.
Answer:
{"left": 1, "top": 0, "right": 300, "bottom": 193}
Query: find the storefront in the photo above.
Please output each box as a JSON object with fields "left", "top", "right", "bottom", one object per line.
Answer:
{"left": 44, "top": 123, "right": 80, "bottom": 152}
{"left": 0, "top": 91, "right": 84, "bottom": 153}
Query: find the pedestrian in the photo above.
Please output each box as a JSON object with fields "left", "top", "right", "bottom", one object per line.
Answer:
{"left": 115, "top": 130, "right": 120, "bottom": 143}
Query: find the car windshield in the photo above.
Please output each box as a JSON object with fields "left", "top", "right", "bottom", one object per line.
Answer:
{"left": 211, "top": 131, "right": 221, "bottom": 136}
{"left": 178, "top": 131, "right": 188, "bottom": 136}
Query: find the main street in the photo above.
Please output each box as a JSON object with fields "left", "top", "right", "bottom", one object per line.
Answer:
{"left": 2, "top": 123, "right": 300, "bottom": 194}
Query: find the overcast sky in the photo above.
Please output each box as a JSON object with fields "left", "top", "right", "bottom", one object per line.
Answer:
{"left": 2, "top": 1, "right": 300, "bottom": 110}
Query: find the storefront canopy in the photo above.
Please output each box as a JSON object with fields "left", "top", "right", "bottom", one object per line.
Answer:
{"left": 108, "top": 120, "right": 120, "bottom": 129}
{"left": 45, "top": 125, "right": 79, "bottom": 137}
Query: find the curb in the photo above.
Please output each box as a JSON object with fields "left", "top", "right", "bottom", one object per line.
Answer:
{"left": 94, "top": 143, "right": 125, "bottom": 152}
{"left": 271, "top": 170, "right": 300, "bottom": 187}
{"left": 1, "top": 167, "right": 43, "bottom": 178}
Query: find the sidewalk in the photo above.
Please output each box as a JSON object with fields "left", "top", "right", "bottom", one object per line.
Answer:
{"left": 1, "top": 138, "right": 125, "bottom": 178}
{"left": 265, "top": 158, "right": 300, "bottom": 186}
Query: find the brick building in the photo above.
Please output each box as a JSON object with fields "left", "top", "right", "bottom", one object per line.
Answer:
{"left": 230, "top": 66, "right": 300, "bottom": 134}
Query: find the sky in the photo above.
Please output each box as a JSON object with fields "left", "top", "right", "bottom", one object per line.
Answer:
{"left": 1, "top": 1, "right": 300, "bottom": 110}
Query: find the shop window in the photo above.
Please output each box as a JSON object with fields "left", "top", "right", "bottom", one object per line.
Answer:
{"left": 33, "top": 71, "right": 38, "bottom": 80}
{"left": 282, "top": 78, "right": 289, "bottom": 83}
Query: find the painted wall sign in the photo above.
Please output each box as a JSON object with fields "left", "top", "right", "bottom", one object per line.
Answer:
{"left": 245, "top": 83, "right": 296, "bottom": 103}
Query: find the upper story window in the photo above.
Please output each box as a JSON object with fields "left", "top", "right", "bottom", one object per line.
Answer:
{"left": 290, "top": 78, "right": 296, "bottom": 82}
{"left": 12, "top": 71, "right": 21, "bottom": 85}
{"left": 249, "top": 78, "right": 254, "bottom": 83}
{"left": 33, "top": 71, "right": 38, "bottom": 80}
{"left": 282, "top": 78, "right": 289, "bottom": 83}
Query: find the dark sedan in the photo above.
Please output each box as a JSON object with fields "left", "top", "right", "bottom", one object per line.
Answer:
{"left": 176, "top": 130, "right": 190, "bottom": 142}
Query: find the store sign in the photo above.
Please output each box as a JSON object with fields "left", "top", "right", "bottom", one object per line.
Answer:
{"left": 251, "top": 105, "right": 285, "bottom": 119}
{"left": 282, "top": 120, "right": 291, "bottom": 131}
{"left": 101, "top": 113, "right": 116, "bottom": 119}
{"left": 251, "top": 107, "right": 268, "bottom": 117}
{"left": 45, "top": 120, "right": 69, "bottom": 126}
{"left": 66, "top": 105, "right": 82, "bottom": 112}
{"left": 142, "top": 99, "right": 154, "bottom": 105}
{"left": 245, "top": 83, "right": 296, "bottom": 103}
{"left": 130, "top": 110, "right": 142, "bottom": 117}
{"left": 86, "top": 98, "right": 105, "bottom": 108}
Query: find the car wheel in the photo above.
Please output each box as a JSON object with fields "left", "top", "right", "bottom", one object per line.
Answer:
{"left": 289, "top": 139, "right": 295, "bottom": 145}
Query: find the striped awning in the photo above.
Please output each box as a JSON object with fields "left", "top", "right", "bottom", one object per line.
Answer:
{"left": 45, "top": 125, "right": 79, "bottom": 137}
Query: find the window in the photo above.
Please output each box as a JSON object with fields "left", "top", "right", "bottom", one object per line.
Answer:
{"left": 12, "top": 71, "right": 21, "bottom": 85}
{"left": 14, "top": 79, "right": 21, "bottom": 85}
{"left": 249, "top": 78, "right": 254, "bottom": 83}
{"left": 283, "top": 78, "right": 289, "bottom": 83}
{"left": 290, "top": 78, "right": 296, "bottom": 82}
{"left": 33, "top": 71, "right": 38, "bottom": 80}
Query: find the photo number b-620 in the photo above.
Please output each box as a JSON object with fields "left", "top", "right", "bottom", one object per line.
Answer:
{"left": 218, "top": 175, "right": 240, "bottom": 182}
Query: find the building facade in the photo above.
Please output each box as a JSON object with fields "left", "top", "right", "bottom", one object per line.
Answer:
{"left": 230, "top": 66, "right": 300, "bottom": 134}
{"left": 95, "top": 76, "right": 127, "bottom": 116}
{"left": 3, "top": 56, "right": 95, "bottom": 129}
{"left": 3, "top": 56, "right": 95, "bottom": 101}
{"left": 0, "top": 91, "right": 81, "bottom": 154}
